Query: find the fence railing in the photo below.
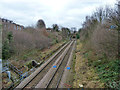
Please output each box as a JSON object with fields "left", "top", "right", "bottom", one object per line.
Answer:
{"left": 3, "top": 41, "right": 68, "bottom": 89}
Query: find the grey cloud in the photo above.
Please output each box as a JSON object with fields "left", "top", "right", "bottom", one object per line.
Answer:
{"left": 0, "top": 0, "right": 116, "bottom": 29}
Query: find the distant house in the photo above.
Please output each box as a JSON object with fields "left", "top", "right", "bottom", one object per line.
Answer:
{"left": 0, "top": 18, "right": 24, "bottom": 31}
{"left": 46, "top": 28, "right": 52, "bottom": 32}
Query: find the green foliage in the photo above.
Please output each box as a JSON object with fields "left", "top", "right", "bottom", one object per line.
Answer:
{"left": 56, "top": 39, "right": 58, "bottom": 43}
{"left": 7, "top": 31, "right": 13, "bottom": 43}
{"left": 84, "top": 53, "right": 88, "bottom": 58}
{"left": 23, "top": 55, "right": 28, "bottom": 60}
{"left": 26, "top": 61, "right": 33, "bottom": 70}
{"left": 2, "top": 32, "right": 14, "bottom": 60}
{"left": 79, "top": 3, "right": 119, "bottom": 89}
{"left": 95, "top": 59, "right": 120, "bottom": 89}
{"left": 76, "top": 34, "right": 80, "bottom": 39}
{"left": 84, "top": 50, "right": 120, "bottom": 89}
{"left": 2, "top": 39, "right": 10, "bottom": 59}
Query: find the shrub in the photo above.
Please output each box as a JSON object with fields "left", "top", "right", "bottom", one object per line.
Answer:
{"left": 76, "top": 34, "right": 80, "bottom": 39}
{"left": 79, "top": 3, "right": 119, "bottom": 89}
{"left": 2, "top": 31, "right": 14, "bottom": 60}
{"left": 95, "top": 59, "right": 120, "bottom": 89}
{"left": 2, "top": 24, "right": 63, "bottom": 60}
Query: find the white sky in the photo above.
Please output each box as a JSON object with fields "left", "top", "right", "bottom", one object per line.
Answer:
{"left": 0, "top": 0, "right": 117, "bottom": 29}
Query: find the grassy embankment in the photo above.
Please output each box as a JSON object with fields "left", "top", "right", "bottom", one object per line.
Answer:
{"left": 73, "top": 40, "right": 104, "bottom": 88}
{"left": 73, "top": 4, "right": 119, "bottom": 89}
{"left": 2, "top": 23, "right": 70, "bottom": 88}
{"left": 10, "top": 40, "right": 66, "bottom": 72}
{"left": 73, "top": 40, "right": 119, "bottom": 88}
{"left": 2, "top": 40, "right": 67, "bottom": 88}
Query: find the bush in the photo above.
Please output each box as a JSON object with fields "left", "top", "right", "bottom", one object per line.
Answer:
{"left": 2, "top": 40, "right": 10, "bottom": 59}
{"left": 95, "top": 59, "right": 120, "bottom": 89}
{"left": 79, "top": 3, "right": 119, "bottom": 89}
{"left": 2, "top": 31, "right": 14, "bottom": 60}
{"left": 76, "top": 34, "right": 80, "bottom": 39}
{"left": 2, "top": 24, "right": 63, "bottom": 60}
{"left": 56, "top": 39, "right": 58, "bottom": 43}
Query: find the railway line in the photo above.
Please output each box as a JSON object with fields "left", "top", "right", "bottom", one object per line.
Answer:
{"left": 35, "top": 41, "right": 74, "bottom": 88}
{"left": 46, "top": 41, "right": 74, "bottom": 88}
{"left": 15, "top": 40, "right": 75, "bottom": 89}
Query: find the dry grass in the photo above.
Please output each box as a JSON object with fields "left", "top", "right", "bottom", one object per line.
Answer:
{"left": 91, "top": 23, "right": 118, "bottom": 57}
{"left": 2, "top": 27, "right": 62, "bottom": 57}
{"left": 76, "top": 5, "right": 119, "bottom": 88}
{"left": 10, "top": 40, "right": 65, "bottom": 69}
{"left": 73, "top": 40, "right": 104, "bottom": 88}
{"left": 2, "top": 26, "right": 63, "bottom": 70}
{"left": 80, "top": 22, "right": 118, "bottom": 60}
{"left": 13, "top": 29, "right": 51, "bottom": 53}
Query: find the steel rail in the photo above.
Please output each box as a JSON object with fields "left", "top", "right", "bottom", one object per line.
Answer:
{"left": 15, "top": 41, "right": 71, "bottom": 89}
{"left": 35, "top": 41, "right": 73, "bottom": 88}
{"left": 46, "top": 41, "right": 74, "bottom": 88}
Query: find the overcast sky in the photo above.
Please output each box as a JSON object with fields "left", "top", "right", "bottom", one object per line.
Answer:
{"left": 0, "top": 0, "right": 117, "bottom": 29}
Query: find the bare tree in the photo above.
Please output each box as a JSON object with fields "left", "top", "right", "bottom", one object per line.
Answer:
{"left": 52, "top": 24, "right": 59, "bottom": 32}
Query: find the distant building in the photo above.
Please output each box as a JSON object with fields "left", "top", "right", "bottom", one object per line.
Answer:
{"left": 46, "top": 28, "right": 52, "bottom": 32}
{"left": 0, "top": 18, "right": 24, "bottom": 31}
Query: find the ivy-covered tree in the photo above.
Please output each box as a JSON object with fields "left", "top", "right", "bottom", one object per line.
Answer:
{"left": 2, "top": 39, "right": 10, "bottom": 59}
{"left": 2, "top": 31, "right": 14, "bottom": 60}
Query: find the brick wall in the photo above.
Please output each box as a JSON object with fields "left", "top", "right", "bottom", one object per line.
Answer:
{"left": 0, "top": 18, "right": 24, "bottom": 31}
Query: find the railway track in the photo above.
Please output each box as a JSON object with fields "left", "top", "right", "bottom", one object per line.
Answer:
{"left": 15, "top": 41, "right": 72, "bottom": 89}
{"left": 35, "top": 41, "right": 74, "bottom": 88}
{"left": 58, "top": 40, "right": 76, "bottom": 88}
{"left": 46, "top": 41, "right": 74, "bottom": 88}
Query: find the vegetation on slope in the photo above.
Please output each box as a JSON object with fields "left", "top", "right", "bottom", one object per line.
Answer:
{"left": 73, "top": 40, "right": 104, "bottom": 88}
{"left": 2, "top": 20, "right": 71, "bottom": 60}
{"left": 76, "top": 2, "right": 120, "bottom": 89}
{"left": 2, "top": 19, "right": 71, "bottom": 88}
